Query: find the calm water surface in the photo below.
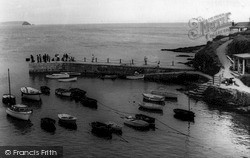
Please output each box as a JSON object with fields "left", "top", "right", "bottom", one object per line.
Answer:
{"left": 0, "top": 24, "right": 249, "bottom": 158}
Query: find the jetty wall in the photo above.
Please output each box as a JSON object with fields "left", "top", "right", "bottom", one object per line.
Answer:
{"left": 29, "top": 62, "right": 194, "bottom": 76}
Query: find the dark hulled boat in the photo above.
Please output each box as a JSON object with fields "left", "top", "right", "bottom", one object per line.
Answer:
{"left": 90, "top": 122, "right": 112, "bottom": 139}
{"left": 2, "top": 69, "right": 16, "bottom": 105}
{"left": 41, "top": 118, "right": 56, "bottom": 133}
{"left": 80, "top": 97, "right": 98, "bottom": 109}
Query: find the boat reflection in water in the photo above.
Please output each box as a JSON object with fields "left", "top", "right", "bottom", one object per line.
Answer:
{"left": 6, "top": 115, "right": 33, "bottom": 135}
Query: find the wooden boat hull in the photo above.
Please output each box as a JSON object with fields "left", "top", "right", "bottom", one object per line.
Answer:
{"left": 91, "top": 122, "right": 112, "bottom": 139}
{"left": 105, "top": 122, "right": 122, "bottom": 135}
{"left": 124, "top": 119, "right": 150, "bottom": 130}
{"left": 41, "top": 118, "right": 56, "bottom": 132}
{"left": 58, "top": 77, "right": 77, "bottom": 82}
{"left": 40, "top": 86, "right": 50, "bottom": 95}
{"left": 151, "top": 90, "right": 178, "bottom": 100}
{"left": 80, "top": 97, "right": 98, "bottom": 109}
{"left": 142, "top": 93, "right": 165, "bottom": 102}
{"left": 6, "top": 108, "right": 32, "bottom": 120}
{"left": 58, "top": 114, "right": 77, "bottom": 124}
{"left": 173, "top": 108, "right": 195, "bottom": 121}
{"left": 55, "top": 88, "right": 71, "bottom": 97}
{"left": 139, "top": 102, "right": 163, "bottom": 111}
{"left": 21, "top": 87, "right": 41, "bottom": 101}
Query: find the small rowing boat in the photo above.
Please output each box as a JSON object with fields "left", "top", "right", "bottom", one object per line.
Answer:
{"left": 126, "top": 71, "right": 144, "bottom": 80}
{"left": 46, "top": 73, "right": 69, "bottom": 79}
{"left": 138, "top": 102, "right": 163, "bottom": 111}
{"left": 142, "top": 93, "right": 165, "bottom": 102}
{"left": 58, "top": 77, "right": 77, "bottom": 82}
{"left": 124, "top": 117, "right": 150, "bottom": 130}
{"left": 21, "top": 87, "right": 42, "bottom": 101}
{"left": 151, "top": 89, "right": 178, "bottom": 100}
{"left": 58, "top": 114, "right": 77, "bottom": 124}
{"left": 6, "top": 104, "right": 32, "bottom": 120}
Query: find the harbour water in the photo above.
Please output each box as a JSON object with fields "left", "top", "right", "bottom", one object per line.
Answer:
{"left": 0, "top": 23, "right": 249, "bottom": 158}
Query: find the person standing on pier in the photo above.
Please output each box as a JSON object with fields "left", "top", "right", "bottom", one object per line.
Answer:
{"left": 92, "top": 54, "right": 95, "bottom": 62}
{"left": 144, "top": 56, "right": 147, "bottom": 65}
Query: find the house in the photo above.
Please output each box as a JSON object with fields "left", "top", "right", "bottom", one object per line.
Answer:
{"left": 230, "top": 21, "right": 250, "bottom": 34}
{"left": 232, "top": 53, "right": 250, "bottom": 75}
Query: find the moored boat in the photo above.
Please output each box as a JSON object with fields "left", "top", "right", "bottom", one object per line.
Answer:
{"left": 41, "top": 117, "right": 56, "bottom": 133}
{"left": 90, "top": 121, "right": 112, "bottom": 139}
{"left": 124, "top": 117, "right": 150, "bottom": 130}
{"left": 80, "top": 97, "right": 98, "bottom": 109}
{"left": 173, "top": 96, "right": 195, "bottom": 121}
{"left": 126, "top": 71, "right": 144, "bottom": 80}
{"left": 40, "top": 86, "right": 50, "bottom": 95}
{"left": 58, "top": 114, "right": 77, "bottom": 124}
{"left": 46, "top": 73, "right": 70, "bottom": 79}
{"left": 6, "top": 104, "right": 32, "bottom": 120}
{"left": 135, "top": 114, "right": 155, "bottom": 124}
{"left": 138, "top": 102, "right": 163, "bottom": 111}
{"left": 2, "top": 94, "right": 16, "bottom": 105}
{"left": 2, "top": 69, "right": 16, "bottom": 105}
{"left": 151, "top": 89, "right": 178, "bottom": 100}
{"left": 21, "top": 87, "right": 42, "bottom": 101}
{"left": 142, "top": 93, "right": 165, "bottom": 102}
{"left": 55, "top": 88, "right": 71, "bottom": 97}
{"left": 173, "top": 108, "right": 195, "bottom": 121}
{"left": 58, "top": 77, "right": 77, "bottom": 82}
{"left": 105, "top": 121, "right": 122, "bottom": 135}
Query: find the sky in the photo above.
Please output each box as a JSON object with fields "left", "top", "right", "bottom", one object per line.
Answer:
{"left": 0, "top": 0, "right": 249, "bottom": 24}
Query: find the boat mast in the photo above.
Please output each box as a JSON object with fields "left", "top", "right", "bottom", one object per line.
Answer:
{"left": 188, "top": 96, "right": 190, "bottom": 111}
{"left": 8, "top": 68, "right": 11, "bottom": 95}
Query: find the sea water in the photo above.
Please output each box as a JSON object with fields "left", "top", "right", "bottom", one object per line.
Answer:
{"left": 0, "top": 23, "right": 249, "bottom": 158}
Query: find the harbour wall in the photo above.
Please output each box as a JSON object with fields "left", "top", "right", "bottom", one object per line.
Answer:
{"left": 28, "top": 62, "right": 211, "bottom": 83}
{"left": 29, "top": 62, "right": 194, "bottom": 75}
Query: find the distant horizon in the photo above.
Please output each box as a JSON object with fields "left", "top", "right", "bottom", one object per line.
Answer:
{"left": 0, "top": 0, "right": 249, "bottom": 25}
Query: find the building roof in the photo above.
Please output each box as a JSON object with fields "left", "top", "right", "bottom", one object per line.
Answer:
{"left": 230, "top": 22, "right": 250, "bottom": 29}
{"left": 233, "top": 53, "right": 250, "bottom": 59}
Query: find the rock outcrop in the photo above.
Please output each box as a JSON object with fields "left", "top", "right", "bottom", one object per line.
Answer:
{"left": 161, "top": 45, "right": 205, "bottom": 53}
{"left": 203, "top": 86, "right": 250, "bottom": 113}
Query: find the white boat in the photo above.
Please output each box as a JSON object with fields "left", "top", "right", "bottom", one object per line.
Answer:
{"left": 126, "top": 71, "right": 144, "bottom": 80}
{"left": 58, "top": 77, "right": 77, "bottom": 82}
{"left": 142, "top": 93, "right": 165, "bottom": 102}
{"left": 21, "top": 87, "right": 42, "bottom": 101}
{"left": 6, "top": 104, "right": 32, "bottom": 120}
{"left": 46, "top": 73, "right": 70, "bottom": 79}
{"left": 151, "top": 89, "right": 178, "bottom": 100}
{"left": 58, "top": 114, "right": 77, "bottom": 124}
{"left": 139, "top": 102, "right": 163, "bottom": 111}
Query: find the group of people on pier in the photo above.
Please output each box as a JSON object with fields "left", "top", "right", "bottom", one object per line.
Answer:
{"left": 29, "top": 53, "right": 75, "bottom": 63}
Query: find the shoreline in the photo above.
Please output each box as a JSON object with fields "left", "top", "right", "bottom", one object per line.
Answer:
{"left": 161, "top": 44, "right": 206, "bottom": 53}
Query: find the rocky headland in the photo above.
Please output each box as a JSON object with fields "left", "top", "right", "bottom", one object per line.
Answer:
{"left": 165, "top": 30, "right": 250, "bottom": 114}
{"left": 0, "top": 21, "right": 31, "bottom": 26}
